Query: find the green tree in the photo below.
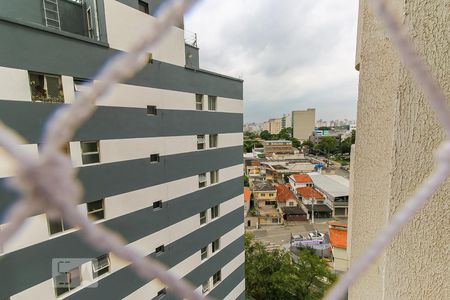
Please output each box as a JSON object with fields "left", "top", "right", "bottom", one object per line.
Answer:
{"left": 260, "top": 130, "right": 271, "bottom": 140}
{"left": 245, "top": 233, "right": 336, "bottom": 300}
{"left": 291, "top": 137, "right": 301, "bottom": 148}
{"left": 339, "top": 137, "right": 352, "bottom": 154}
{"left": 316, "top": 136, "right": 338, "bottom": 156}
{"left": 278, "top": 127, "right": 292, "bottom": 140}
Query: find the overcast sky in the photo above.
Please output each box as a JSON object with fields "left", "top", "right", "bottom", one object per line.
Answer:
{"left": 184, "top": 0, "right": 359, "bottom": 123}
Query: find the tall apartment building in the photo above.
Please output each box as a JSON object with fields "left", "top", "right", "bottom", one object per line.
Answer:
{"left": 292, "top": 108, "right": 315, "bottom": 141}
{"left": 281, "top": 113, "right": 292, "bottom": 129}
{"left": 263, "top": 118, "right": 282, "bottom": 135}
{"left": 0, "top": 1, "right": 244, "bottom": 299}
{"left": 348, "top": 1, "right": 449, "bottom": 299}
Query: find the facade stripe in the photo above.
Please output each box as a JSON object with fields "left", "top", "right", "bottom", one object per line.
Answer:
{"left": 0, "top": 182, "right": 243, "bottom": 298}
{"left": 0, "top": 146, "right": 243, "bottom": 214}
{"left": 0, "top": 100, "right": 243, "bottom": 144}
{"left": 0, "top": 19, "right": 243, "bottom": 100}
{"left": 236, "top": 290, "right": 246, "bottom": 300}
{"left": 207, "top": 264, "right": 245, "bottom": 300}
{"left": 65, "top": 215, "right": 245, "bottom": 300}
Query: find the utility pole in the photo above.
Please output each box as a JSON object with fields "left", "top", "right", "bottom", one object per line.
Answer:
{"left": 311, "top": 197, "right": 315, "bottom": 224}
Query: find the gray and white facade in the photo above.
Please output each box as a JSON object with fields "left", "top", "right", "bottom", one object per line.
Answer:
{"left": 0, "top": 1, "right": 244, "bottom": 299}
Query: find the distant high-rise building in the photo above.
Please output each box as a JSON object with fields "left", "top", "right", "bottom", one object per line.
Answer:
{"left": 0, "top": 1, "right": 244, "bottom": 299}
{"left": 282, "top": 113, "right": 292, "bottom": 129}
{"left": 292, "top": 108, "right": 315, "bottom": 141}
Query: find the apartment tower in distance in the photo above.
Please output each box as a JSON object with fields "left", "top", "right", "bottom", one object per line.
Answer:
{"left": 292, "top": 108, "right": 315, "bottom": 141}
{"left": 0, "top": 1, "right": 244, "bottom": 299}
{"left": 349, "top": 1, "right": 448, "bottom": 299}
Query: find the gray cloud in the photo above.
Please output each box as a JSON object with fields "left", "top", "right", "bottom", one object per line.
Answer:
{"left": 185, "top": 0, "right": 359, "bottom": 122}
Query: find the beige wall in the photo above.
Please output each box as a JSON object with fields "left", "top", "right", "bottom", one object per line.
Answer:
{"left": 349, "top": 1, "right": 450, "bottom": 299}
{"left": 292, "top": 109, "right": 315, "bottom": 141}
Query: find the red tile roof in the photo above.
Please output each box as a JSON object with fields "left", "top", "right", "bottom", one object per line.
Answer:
{"left": 244, "top": 187, "right": 251, "bottom": 202}
{"left": 329, "top": 225, "right": 348, "bottom": 249}
{"left": 275, "top": 184, "right": 296, "bottom": 203}
{"left": 296, "top": 186, "right": 325, "bottom": 199}
{"left": 292, "top": 174, "right": 312, "bottom": 183}
{"left": 251, "top": 161, "right": 261, "bottom": 166}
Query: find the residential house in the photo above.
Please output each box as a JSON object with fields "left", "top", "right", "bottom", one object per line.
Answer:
{"left": 288, "top": 174, "right": 314, "bottom": 190}
{"left": 328, "top": 222, "right": 348, "bottom": 272}
{"left": 264, "top": 162, "right": 316, "bottom": 183}
{"left": 296, "top": 187, "right": 332, "bottom": 219}
{"left": 244, "top": 187, "right": 251, "bottom": 216}
{"left": 252, "top": 181, "right": 280, "bottom": 225}
{"left": 309, "top": 173, "right": 349, "bottom": 217}
{"left": 275, "top": 184, "right": 308, "bottom": 223}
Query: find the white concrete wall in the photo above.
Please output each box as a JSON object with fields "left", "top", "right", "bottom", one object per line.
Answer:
{"left": 103, "top": 0, "right": 185, "bottom": 66}
{"left": 0, "top": 67, "right": 32, "bottom": 101}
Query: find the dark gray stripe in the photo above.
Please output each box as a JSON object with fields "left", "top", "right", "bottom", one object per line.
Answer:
{"left": 0, "top": 100, "right": 243, "bottom": 144}
{"left": 0, "top": 146, "right": 243, "bottom": 215}
{"left": 0, "top": 201, "right": 244, "bottom": 299}
{"left": 236, "top": 290, "right": 246, "bottom": 300}
{"left": 0, "top": 19, "right": 243, "bottom": 99}
{"left": 162, "top": 263, "right": 245, "bottom": 300}
{"left": 117, "top": 0, "right": 164, "bottom": 17}
{"left": 67, "top": 210, "right": 244, "bottom": 300}
{"left": 208, "top": 264, "right": 245, "bottom": 300}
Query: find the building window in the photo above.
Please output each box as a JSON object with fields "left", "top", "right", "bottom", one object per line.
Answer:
{"left": 202, "top": 280, "right": 210, "bottom": 294}
{"left": 87, "top": 199, "right": 105, "bottom": 221}
{"left": 272, "top": 218, "right": 279, "bottom": 224}
{"left": 197, "top": 135, "right": 205, "bottom": 150}
{"left": 73, "top": 78, "right": 89, "bottom": 97}
{"left": 196, "top": 94, "right": 203, "bottom": 110}
{"left": 269, "top": 193, "right": 274, "bottom": 197}
{"left": 92, "top": 254, "right": 110, "bottom": 278}
{"left": 29, "top": 72, "right": 64, "bottom": 103}
{"left": 200, "top": 210, "right": 207, "bottom": 225}
{"left": 212, "top": 270, "right": 221, "bottom": 285}
{"left": 156, "top": 288, "right": 166, "bottom": 299}
{"left": 209, "top": 134, "right": 218, "bottom": 148}
{"left": 147, "top": 105, "right": 157, "bottom": 115}
{"left": 153, "top": 200, "right": 163, "bottom": 210}
{"left": 156, "top": 245, "right": 165, "bottom": 255}
{"left": 210, "top": 170, "right": 219, "bottom": 184}
{"left": 201, "top": 246, "right": 208, "bottom": 260}
{"left": 138, "top": 0, "right": 149, "bottom": 14}
{"left": 80, "top": 141, "right": 100, "bottom": 165}
{"left": 210, "top": 205, "right": 219, "bottom": 220}
{"left": 150, "top": 153, "right": 160, "bottom": 163}
{"left": 198, "top": 173, "right": 207, "bottom": 188}
{"left": 48, "top": 216, "right": 72, "bottom": 235}
{"left": 54, "top": 266, "right": 81, "bottom": 296}
{"left": 261, "top": 193, "right": 266, "bottom": 197}
{"left": 211, "top": 239, "right": 220, "bottom": 253}
{"left": 208, "top": 96, "right": 217, "bottom": 111}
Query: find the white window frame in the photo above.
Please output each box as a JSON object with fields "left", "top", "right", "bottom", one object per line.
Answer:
{"left": 212, "top": 270, "right": 221, "bottom": 286}
{"left": 92, "top": 254, "right": 110, "bottom": 278}
{"left": 201, "top": 246, "right": 208, "bottom": 260}
{"left": 80, "top": 141, "right": 100, "bottom": 165}
{"left": 198, "top": 173, "right": 207, "bottom": 188}
{"left": 210, "top": 205, "right": 219, "bottom": 220}
{"left": 196, "top": 94, "right": 203, "bottom": 110}
{"left": 87, "top": 199, "right": 105, "bottom": 221}
{"left": 197, "top": 135, "right": 205, "bottom": 150}
{"left": 208, "top": 95, "right": 217, "bottom": 111}
{"left": 209, "top": 134, "right": 218, "bottom": 148}
{"left": 210, "top": 170, "right": 219, "bottom": 184}
{"left": 202, "top": 280, "right": 210, "bottom": 294}
{"left": 200, "top": 210, "right": 207, "bottom": 225}
{"left": 211, "top": 239, "right": 220, "bottom": 253}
